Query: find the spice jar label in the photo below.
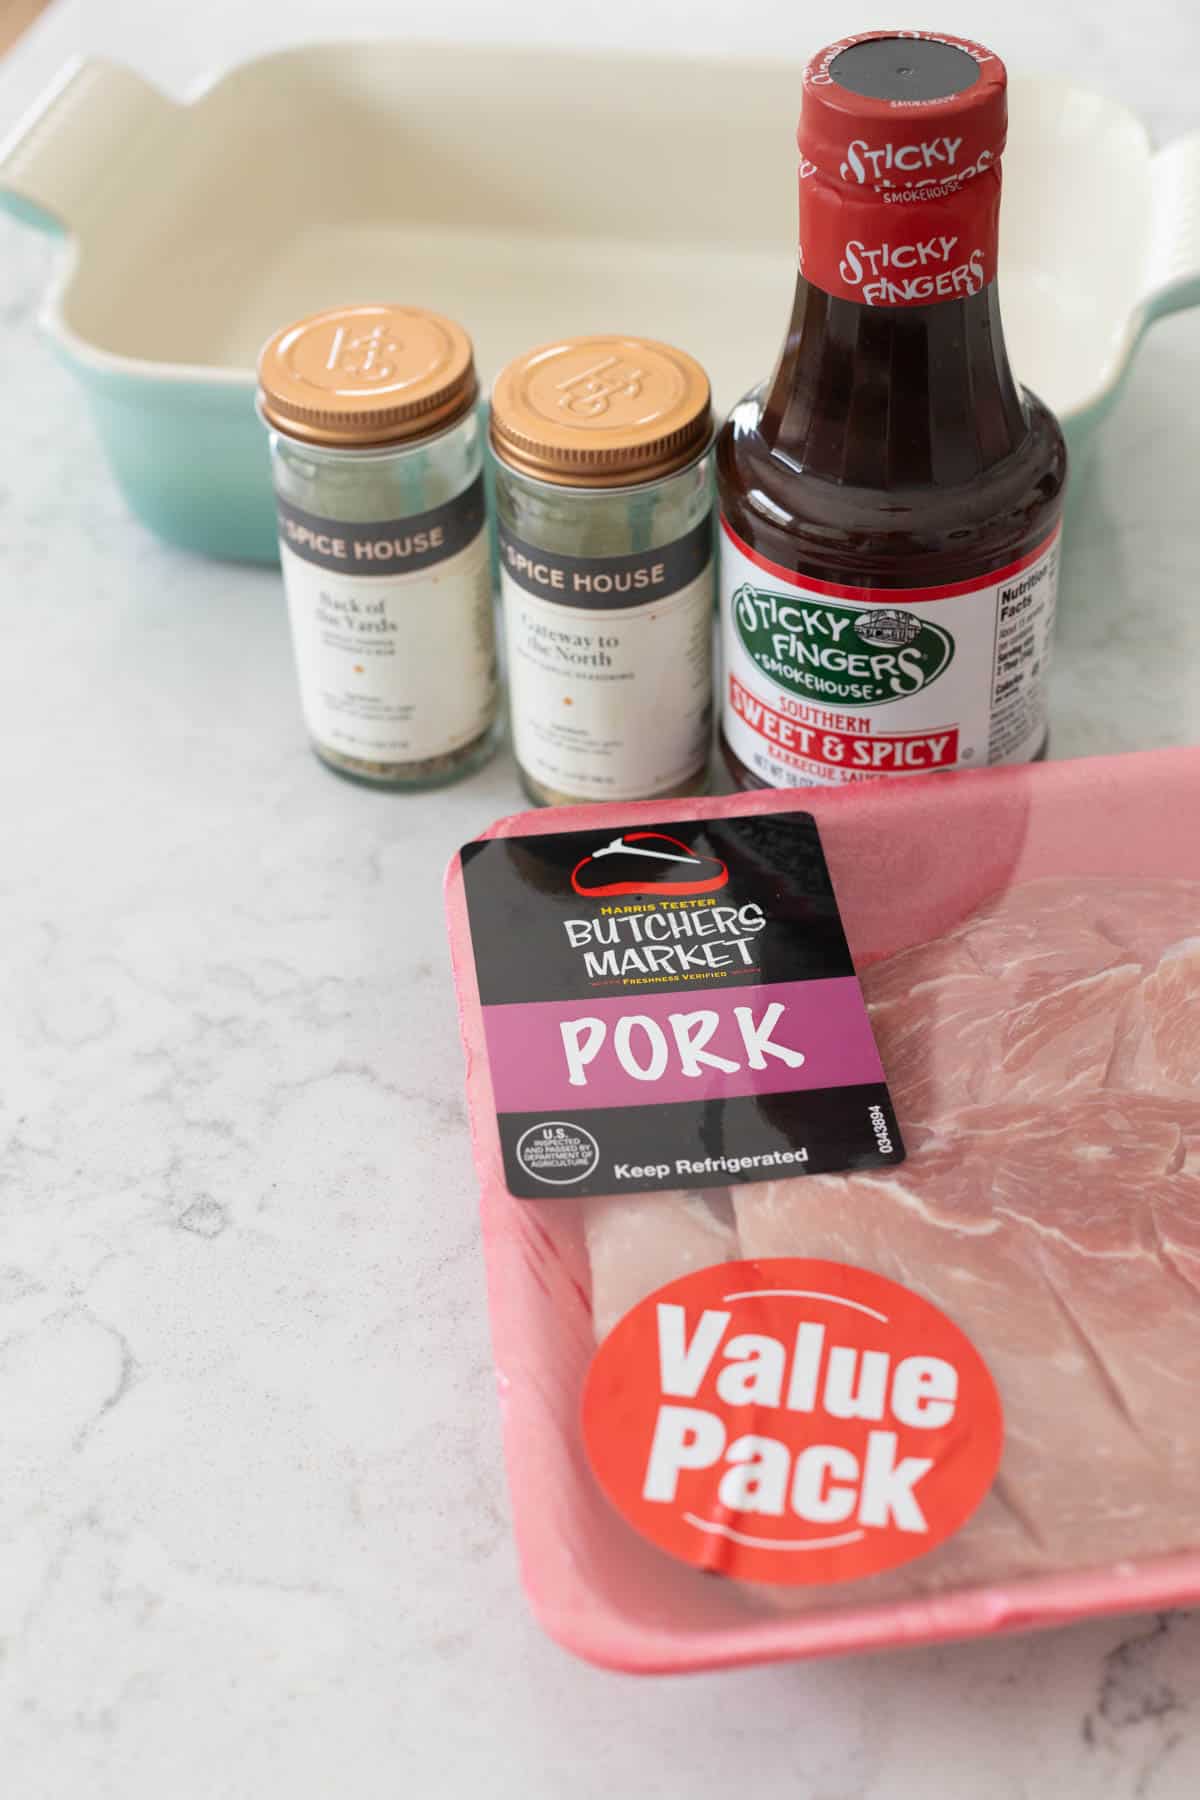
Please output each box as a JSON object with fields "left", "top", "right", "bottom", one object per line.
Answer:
{"left": 720, "top": 521, "right": 1060, "bottom": 787}
{"left": 498, "top": 516, "right": 713, "bottom": 803}
{"left": 276, "top": 473, "right": 487, "bottom": 576}
{"left": 282, "top": 474, "right": 495, "bottom": 766}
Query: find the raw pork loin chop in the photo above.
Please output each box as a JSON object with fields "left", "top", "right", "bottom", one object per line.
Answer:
{"left": 587, "top": 876, "right": 1200, "bottom": 1590}
{"left": 583, "top": 1189, "right": 738, "bottom": 1341}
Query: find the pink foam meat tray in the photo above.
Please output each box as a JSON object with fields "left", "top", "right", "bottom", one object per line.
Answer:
{"left": 444, "top": 746, "right": 1200, "bottom": 1671}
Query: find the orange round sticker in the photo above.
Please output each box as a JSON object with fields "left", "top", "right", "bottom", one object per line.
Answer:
{"left": 581, "top": 1258, "right": 1004, "bottom": 1586}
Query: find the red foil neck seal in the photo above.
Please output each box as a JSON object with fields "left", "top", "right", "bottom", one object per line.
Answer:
{"left": 797, "top": 31, "right": 1007, "bottom": 308}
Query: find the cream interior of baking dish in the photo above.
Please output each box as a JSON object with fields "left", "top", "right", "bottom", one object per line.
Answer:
{"left": 26, "top": 45, "right": 1169, "bottom": 421}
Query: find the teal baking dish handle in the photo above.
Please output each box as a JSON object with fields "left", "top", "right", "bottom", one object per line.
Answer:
{"left": 0, "top": 57, "right": 177, "bottom": 236}
{"left": 0, "top": 59, "right": 279, "bottom": 564}
{"left": 1141, "top": 129, "right": 1200, "bottom": 325}
{"left": 1065, "top": 128, "right": 1200, "bottom": 459}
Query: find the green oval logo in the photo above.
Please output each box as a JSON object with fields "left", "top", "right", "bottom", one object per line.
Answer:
{"left": 732, "top": 585, "right": 954, "bottom": 707}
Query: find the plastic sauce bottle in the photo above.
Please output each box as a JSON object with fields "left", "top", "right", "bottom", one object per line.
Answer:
{"left": 717, "top": 31, "right": 1067, "bottom": 790}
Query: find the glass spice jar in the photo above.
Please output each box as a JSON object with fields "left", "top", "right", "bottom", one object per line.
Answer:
{"left": 489, "top": 335, "right": 714, "bottom": 808}
{"left": 258, "top": 303, "right": 500, "bottom": 788}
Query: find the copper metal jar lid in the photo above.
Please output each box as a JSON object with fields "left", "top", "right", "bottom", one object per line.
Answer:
{"left": 257, "top": 304, "right": 477, "bottom": 448}
{"left": 489, "top": 335, "right": 712, "bottom": 488}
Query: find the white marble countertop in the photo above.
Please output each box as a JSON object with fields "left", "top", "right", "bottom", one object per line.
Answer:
{"left": 2, "top": 4, "right": 1200, "bottom": 1797}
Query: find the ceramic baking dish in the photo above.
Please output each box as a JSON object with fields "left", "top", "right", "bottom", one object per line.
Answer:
{"left": 2, "top": 43, "right": 1198, "bottom": 562}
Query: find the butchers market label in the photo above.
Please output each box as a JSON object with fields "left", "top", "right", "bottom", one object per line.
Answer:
{"left": 459, "top": 809, "right": 903, "bottom": 1199}
{"left": 720, "top": 519, "right": 1060, "bottom": 787}
{"left": 583, "top": 1258, "right": 1004, "bottom": 1586}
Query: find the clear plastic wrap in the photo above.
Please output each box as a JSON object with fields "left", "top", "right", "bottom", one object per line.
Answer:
{"left": 445, "top": 748, "right": 1200, "bottom": 1670}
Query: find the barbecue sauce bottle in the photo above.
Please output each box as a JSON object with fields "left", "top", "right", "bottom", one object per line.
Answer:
{"left": 717, "top": 31, "right": 1067, "bottom": 789}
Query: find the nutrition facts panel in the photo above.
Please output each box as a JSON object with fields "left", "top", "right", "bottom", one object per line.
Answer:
{"left": 989, "top": 536, "right": 1060, "bottom": 762}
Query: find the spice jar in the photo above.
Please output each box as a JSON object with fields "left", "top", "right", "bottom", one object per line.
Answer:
{"left": 490, "top": 335, "right": 714, "bottom": 808}
{"left": 258, "top": 303, "right": 499, "bottom": 787}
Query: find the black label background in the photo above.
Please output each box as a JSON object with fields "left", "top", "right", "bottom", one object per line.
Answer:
{"left": 497, "top": 1085, "right": 901, "bottom": 1198}
{"left": 277, "top": 472, "right": 486, "bottom": 576}
{"left": 497, "top": 515, "right": 711, "bottom": 609}
{"left": 461, "top": 811, "right": 905, "bottom": 1199}
{"left": 461, "top": 812, "right": 854, "bottom": 1008}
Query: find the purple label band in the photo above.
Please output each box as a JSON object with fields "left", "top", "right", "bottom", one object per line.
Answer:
{"left": 481, "top": 977, "right": 884, "bottom": 1113}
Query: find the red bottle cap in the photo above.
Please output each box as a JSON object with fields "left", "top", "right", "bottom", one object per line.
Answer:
{"left": 795, "top": 32, "right": 1008, "bottom": 308}
{"left": 800, "top": 32, "right": 1007, "bottom": 189}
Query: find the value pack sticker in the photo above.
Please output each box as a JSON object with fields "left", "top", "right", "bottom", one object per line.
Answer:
{"left": 459, "top": 810, "right": 904, "bottom": 1199}
{"left": 582, "top": 1258, "right": 1004, "bottom": 1585}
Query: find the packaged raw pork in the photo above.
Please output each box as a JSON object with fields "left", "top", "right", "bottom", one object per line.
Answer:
{"left": 444, "top": 748, "right": 1200, "bottom": 1670}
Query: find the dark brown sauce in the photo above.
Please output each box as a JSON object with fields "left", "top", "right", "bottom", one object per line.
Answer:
{"left": 717, "top": 276, "right": 1067, "bottom": 788}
